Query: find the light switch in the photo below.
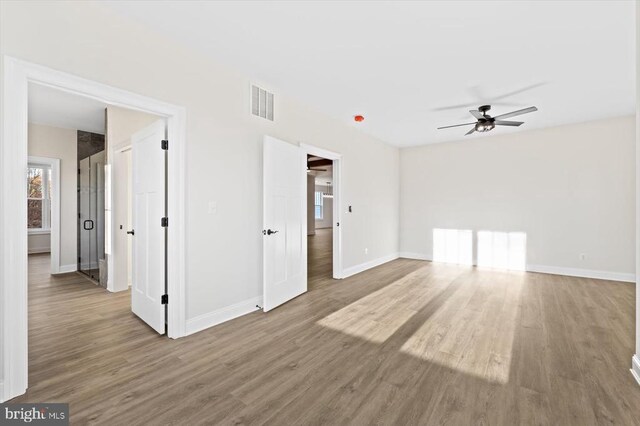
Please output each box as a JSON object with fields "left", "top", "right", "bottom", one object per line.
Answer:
{"left": 208, "top": 201, "right": 218, "bottom": 215}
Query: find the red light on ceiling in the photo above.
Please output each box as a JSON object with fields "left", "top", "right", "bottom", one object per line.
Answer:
{"left": 354, "top": 115, "right": 365, "bottom": 122}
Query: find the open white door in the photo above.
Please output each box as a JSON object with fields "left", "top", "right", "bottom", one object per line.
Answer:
{"left": 263, "top": 136, "right": 307, "bottom": 311}
{"left": 131, "top": 120, "right": 167, "bottom": 333}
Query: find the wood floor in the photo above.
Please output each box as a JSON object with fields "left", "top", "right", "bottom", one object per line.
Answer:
{"left": 13, "top": 240, "right": 640, "bottom": 425}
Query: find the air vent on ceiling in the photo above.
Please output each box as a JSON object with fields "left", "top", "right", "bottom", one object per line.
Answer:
{"left": 251, "top": 84, "right": 274, "bottom": 121}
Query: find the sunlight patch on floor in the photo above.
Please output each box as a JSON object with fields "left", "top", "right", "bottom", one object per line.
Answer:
{"left": 317, "top": 265, "right": 463, "bottom": 343}
{"left": 399, "top": 269, "right": 524, "bottom": 384}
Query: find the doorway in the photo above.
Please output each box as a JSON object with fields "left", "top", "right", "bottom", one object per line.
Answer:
{"left": 307, "top": 154, "right": 335, "bottom": 288}
{"left": 1, "top": 57, "right": 187, "bottom": 402}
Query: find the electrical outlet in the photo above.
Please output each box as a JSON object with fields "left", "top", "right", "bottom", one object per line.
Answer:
{"left": 365, "top": 248, "right": 368, "bottom": 255}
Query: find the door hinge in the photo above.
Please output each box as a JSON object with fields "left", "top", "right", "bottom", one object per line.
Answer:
{"left": 161, "top": 139, "right": 169, "bottom": 150}
{"left": 161, "top": 294, "right": 168, "bottom": 304}
{"left": 161, "top": 217, "right": 169, "bottom": 227}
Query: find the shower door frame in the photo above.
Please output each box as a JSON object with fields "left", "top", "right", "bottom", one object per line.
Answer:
{"left": 78, "top": 150, "right": 106, "bottom": 281}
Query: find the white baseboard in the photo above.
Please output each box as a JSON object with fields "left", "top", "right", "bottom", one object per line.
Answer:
{"left": 186, "top": 296, "right": 262, "bottom": 336}
{"left": 341, "top": 253, "right": 399, "bottom": 279}
{"left": 526, "top": 264, "right": 635, "bottom": 283}
{"left": 28, "top": 248, "right": 50, "bottom": 254}
{"left": 399, "top": 252, "right": 432, "bottom": 261}
{"left": 397, "top": 254, "right": 634, "bottom": 283}
{"left": 53, "top": 264, "right": 77, "bottom": 274}
{"left": 631, "top": 355, "right": 640, "bottom": 386}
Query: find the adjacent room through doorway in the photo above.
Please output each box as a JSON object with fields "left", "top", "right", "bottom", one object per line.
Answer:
{"left": 24, "top": 80, "right": 169, "bottom": 393}
{"left": 307, "top": 154, "right": 334, "bottom": 288}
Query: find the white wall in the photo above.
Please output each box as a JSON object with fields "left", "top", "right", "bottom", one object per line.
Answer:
{"left": 400, "top": 116, "right": 636, "bottom": 279}
{"left": 106, "top": 106, "right": 160, "bottom": 292}
{"left": 27, "top": 233, "right": 50, "bottom": 254}
{"left": 106, "top": 105, "right": 160, "bottom": 154}
{"left": 0, "top": 1, "right": 400, "bottom": 322}
{"left": 27, "top": 123, "right": 77, "bottom": 268}
{"left": 314, "top": 185, "right": 333, "bottom": 229}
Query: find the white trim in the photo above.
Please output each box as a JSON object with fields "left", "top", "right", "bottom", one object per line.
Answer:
{"left": 399, "top": 252, "right": 432, "bottom": 261}
{"left": 108, "top": 141, "right": 132, "bottom": 294}
{"left": 299, "top": 143, "right": 343, "bottom": 279}
{"left": 27, "top": 248, "right": 50, "bottom": 255}
{"left": 28, "top": 156, "right": 60, "bottom": 274}
{"left": 2, "top": 55, "right": 29, "bottom": 403}
{"left": 1, "top": 56, "right": 188, "bottom": 402}
{"left": 186, "top": 297, "right": 262, "bottom": 336}
{"left": 55, "top": 264, "right": 77, "bottom": 274}
{"left": 27, "top": 229, "right": 51, "bottom": 235}
{"left": 631, "top": 355, "right": 640, "bottom": 386}
{"left": 397, "top": 253, "right": 635, "bottom": 283}
{"left": 526, "top": 264, "right": 635, "bottom": 283}
{"left": 342, "top": 253, "right": 400, "bottom": 279}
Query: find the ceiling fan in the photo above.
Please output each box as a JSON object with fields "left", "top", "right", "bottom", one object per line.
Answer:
{"left": 437, "top": 105, "right": 538, "bottom": 136}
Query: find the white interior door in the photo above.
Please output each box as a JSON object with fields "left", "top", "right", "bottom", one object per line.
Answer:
{"left": 263, "top": 136, "right": 307, "bottom": 311}
{"left": 131, "top": 120, "right": 166, "bottom": 333}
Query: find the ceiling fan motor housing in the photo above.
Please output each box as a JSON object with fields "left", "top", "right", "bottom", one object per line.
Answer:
{"left": 475, "top": 118, "right": 495, "bottom": 132}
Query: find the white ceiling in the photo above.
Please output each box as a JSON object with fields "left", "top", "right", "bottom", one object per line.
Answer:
{"left": 104, "top": 1, "right": 635, "bottom": 147}
{"left": 29, "top": 83, "right": 106, "bottom": 134}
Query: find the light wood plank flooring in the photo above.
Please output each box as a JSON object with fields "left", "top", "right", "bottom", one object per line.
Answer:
{"left": 308, "top": 228, "right": 333, "bottom": 288}
{"left": 13, "top": 243, "right": 640, "bottom": 425}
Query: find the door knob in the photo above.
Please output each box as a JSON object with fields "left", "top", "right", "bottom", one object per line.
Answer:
{"left": 127, "top": 230, "right": 135, "bottom": 235}
{"left": 264, "top": 229, "right": 279, "bottom": 235}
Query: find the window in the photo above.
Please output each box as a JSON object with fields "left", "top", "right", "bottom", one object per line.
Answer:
{"left": 27, "top": 165, "right": 51, "bottom": 232}
{"left": 314, "top": 191, "right": 323, "bottom": 219}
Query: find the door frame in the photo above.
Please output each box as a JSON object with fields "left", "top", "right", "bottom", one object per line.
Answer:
{"left": 300, "top": 143, "right": 343, "bottom": 279}
{"left": 1, "top": 56, "right": 188, "bottom": 402}
{"left": 110, "top": 140, "right": 134, "bottom": 293}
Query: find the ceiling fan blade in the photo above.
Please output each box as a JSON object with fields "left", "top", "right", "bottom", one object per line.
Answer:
{"left": 491, "top": 83, "right": 547, "bottom": 102}
{"left": 469, "top": 110, "right": 484, "bottom": 119}
{"left": 465, "top": 127, "right": 476, "bottom": 136}
{"left": 493, "top": 106, "right": 538, "bottom": 120}
{"left": 494, "top": 120, "right": 524, "bottom": 127}
{"left": 437, "top": 122, "right": 476, "bottom": 130}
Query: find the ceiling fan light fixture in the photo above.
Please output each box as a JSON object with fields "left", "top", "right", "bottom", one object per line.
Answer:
{"left": 439, "top": 105, "right": 538, "bottom": 136}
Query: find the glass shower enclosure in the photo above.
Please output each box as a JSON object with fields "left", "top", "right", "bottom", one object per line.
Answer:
{"left": 78, "top": 150, "right": 105, "bottom": 281}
